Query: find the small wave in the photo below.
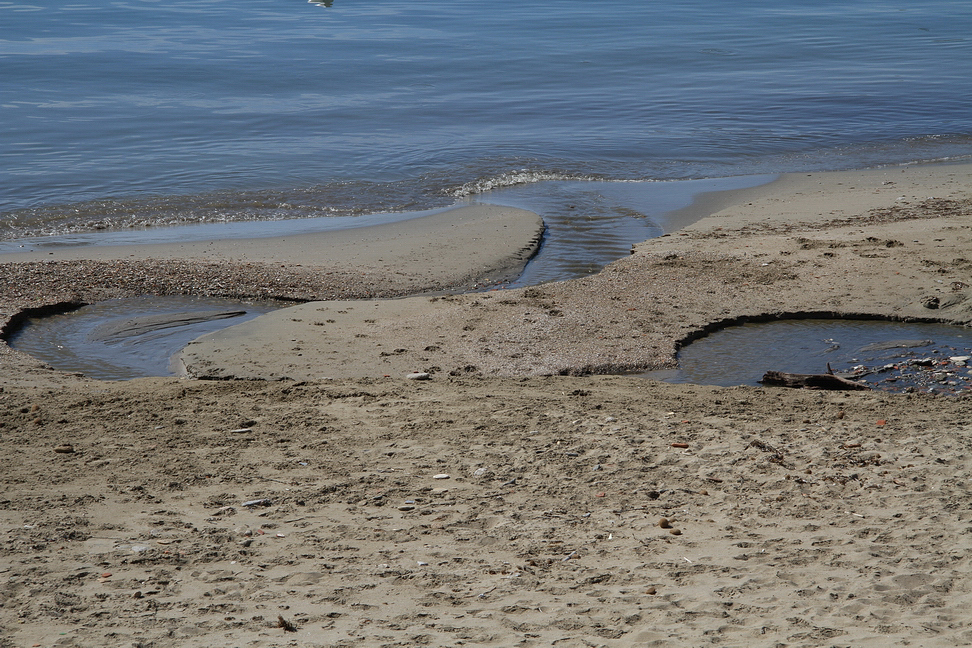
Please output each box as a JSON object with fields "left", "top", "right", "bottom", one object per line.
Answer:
{"left": 447, "top": 170, "right": 604, "bottom": 197}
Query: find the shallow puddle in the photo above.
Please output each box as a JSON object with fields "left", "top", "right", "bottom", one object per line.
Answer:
{"left": 643, "top": 319, "right": 972, "bottom": 394}
{"left": 7, "top": 296, "right": 281, "bottom": 380}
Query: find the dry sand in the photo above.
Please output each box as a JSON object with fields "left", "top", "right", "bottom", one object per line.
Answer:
{"left": 2, "top": 162, "right": 972, "bottom": 648}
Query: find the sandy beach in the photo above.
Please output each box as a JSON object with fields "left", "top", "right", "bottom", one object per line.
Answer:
{"left": 2, "top": 162, "right": 972, "bottom": 647}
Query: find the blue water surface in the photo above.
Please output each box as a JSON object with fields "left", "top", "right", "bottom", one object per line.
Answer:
{"left": 2, "top": 0, "right": 971, "bottom": 237}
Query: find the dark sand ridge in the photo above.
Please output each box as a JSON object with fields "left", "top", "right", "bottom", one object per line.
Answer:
{"left": 2, "top": 163, "right": 972, "bottom": 648}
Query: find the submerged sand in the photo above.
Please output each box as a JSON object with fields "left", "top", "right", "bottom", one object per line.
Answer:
{"left": 2, "top": 163, "right": 972, "bottom": 648}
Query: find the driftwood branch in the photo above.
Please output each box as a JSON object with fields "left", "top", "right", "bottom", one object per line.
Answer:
{"left": 759, "top": 370, "right": 870, "bottom": 391}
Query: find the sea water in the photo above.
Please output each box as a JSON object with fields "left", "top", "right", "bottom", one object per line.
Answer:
{"left": 3, "top": 0, "right": 971, "bottom": 246}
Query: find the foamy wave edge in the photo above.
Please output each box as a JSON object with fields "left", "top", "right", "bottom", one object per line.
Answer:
{"left": 448, "top": 170, "right": 612, "bottom": 197}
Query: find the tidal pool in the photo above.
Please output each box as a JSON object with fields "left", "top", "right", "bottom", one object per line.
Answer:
{"left": 642, "top": 318, "right": 972, "bottom": 395}
{"left": 7, "top": 296, "right": 281, "bottom": 380}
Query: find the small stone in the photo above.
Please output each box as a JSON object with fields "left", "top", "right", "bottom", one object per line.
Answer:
{"left": 398, "top": 505, "right": 415, "bottom": 511}
{"left": 433, "top": 474, "right": 450, "bottom": 480}
{"left": 646, "top": 586, "right": 657, "bottom": 595}
{"left": 669, "top": 528, "right": 682, "bottom": 536}
{"left": 53, "top": 444, "right": 74, "bottom": 454}
{"left": 406, "top": 372, "right": 431, "bottom": 380}
{"left": 658, "top": 518, "right": 672, "bottom": 529}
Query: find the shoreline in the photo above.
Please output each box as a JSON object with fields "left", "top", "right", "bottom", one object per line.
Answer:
{"left": 2, "top": 162, "right": 970, "bottom": 384}
{"left": 2, "top": 161, "right": 972, "bottom": 647}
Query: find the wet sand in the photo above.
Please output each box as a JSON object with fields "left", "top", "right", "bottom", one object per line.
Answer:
{"left": 2, "top": 162, "right": 972, "bottom": 648}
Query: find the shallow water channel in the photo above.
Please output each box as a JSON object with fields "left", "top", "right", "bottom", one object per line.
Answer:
{"left": 643, "top": 319, "right": 972, "bottom": 395}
